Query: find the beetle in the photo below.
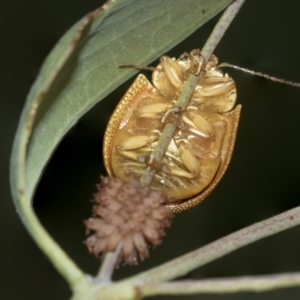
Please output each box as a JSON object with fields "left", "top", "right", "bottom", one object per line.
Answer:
{"left": 103, "top": 49, "right": 241, "bottom": 213}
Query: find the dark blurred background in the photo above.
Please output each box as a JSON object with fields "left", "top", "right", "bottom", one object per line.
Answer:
{"left": 2, "top": 1, "right": 300, "bottom": 299}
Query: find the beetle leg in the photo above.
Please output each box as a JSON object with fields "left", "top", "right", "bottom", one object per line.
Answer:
{"left": 203, "top": 74, "right": 231, "bottom": 83}
{"left": 118, "top": 131, "right": 159, "bottom": 150}
{"left": 195, "top": 79, "right": 234, "bottom": 97}
{"left": 159, "top": 55, "right": 184, "bottom": 89}
{"left": 127, "top": 128, "right": 161, "bottom": 136}
{"left": 136, "top": 102, "right": 172, "bottom": 118}
{"left": 165, "top": 167, "right": 196, "bottom": 179}
{"left": 147, "top": 155, "right": 163, "bottom": 172}
{"left": 187, "top": 112, "right": 215, "bottom": 136}
{"left": 161, "top": 106, "right": 183, "bottom": 124}
{"left": 178, "top": 113, "right": 226, "bottom": 160}
{"left": 174, "top": 141, "right": 222, "bottom": 187}
{"left": 118, "top": 150, "right": 146, "bottom": 162}
{"left": 186, "top": 105, "right": 198, "bottom": 112}
{"left": 178, "top": 143, "right": 200, "bottom": 175}
{"left": 162, "top": 142, "right": 200, "bottom": 179}
{"left": 189, "top": 49, "right": 205, "bottom": 75}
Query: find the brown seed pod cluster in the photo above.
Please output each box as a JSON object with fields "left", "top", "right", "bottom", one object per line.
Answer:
{"left": 84, "top": 175, "right": 173, "bottom": 265}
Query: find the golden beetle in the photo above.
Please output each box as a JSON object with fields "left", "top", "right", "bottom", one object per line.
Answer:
{"left": 103, "top": 49, "right": 241, "bottom": 213}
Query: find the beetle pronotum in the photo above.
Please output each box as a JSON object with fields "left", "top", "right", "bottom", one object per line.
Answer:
{"left": 103, "top": 49, "right": 241, "bottom": 212}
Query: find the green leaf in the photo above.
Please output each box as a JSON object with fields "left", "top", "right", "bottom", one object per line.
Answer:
{"left": 11, "top": 0, "right": 232, "bottom": 204}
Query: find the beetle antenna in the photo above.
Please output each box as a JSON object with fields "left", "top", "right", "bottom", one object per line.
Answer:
{"left": 119, "top": 64, "right": 156, "bottom": 71}
{"left": 219, "top": 62, "right": 300, "bottom": 88}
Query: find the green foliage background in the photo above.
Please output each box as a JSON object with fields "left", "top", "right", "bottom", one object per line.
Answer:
{"left": 2, "top": 1, "right": 300, "bottom": 299}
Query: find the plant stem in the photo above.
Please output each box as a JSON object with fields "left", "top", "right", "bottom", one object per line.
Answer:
{"left": 95, "top": 243, "right": 122, "bottom": 283}
{"left": 201, "top": 0, "right": 245, "bottom": 59}
{"left": 123, "top": 205, "right": 300, "bottom": 285}
{"left": 139, "top": 272, "right": 300, "bottom": 296}
{"left": 140, "top": 0, "right": 245, "bottom": 187}
{"left": 11, "top": 14, "right": 94, "bottom": 292}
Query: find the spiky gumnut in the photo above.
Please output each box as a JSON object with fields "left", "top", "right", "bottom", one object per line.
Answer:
{"left": 84, "top": 175, "right": 173, "bottom": 265}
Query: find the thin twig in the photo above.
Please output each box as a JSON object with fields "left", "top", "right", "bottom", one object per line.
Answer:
{"left": 138, "top": 272, "right": 300, "bottom": 297}
{"left": 12, "top": 14, "right": 94, "bottom": 290}
{"left": 96, "top": 243, "right": 122, "bottom": 283}
{"left": 123, "top": 205, "right": 300, "bottom": 285}
{"left": 201, "top": 0, "right": 245, "bottom": 60}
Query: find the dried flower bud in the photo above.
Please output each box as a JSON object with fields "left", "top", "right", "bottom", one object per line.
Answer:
{"left": 84, "top": 175, "right": 173, "bottom": 265}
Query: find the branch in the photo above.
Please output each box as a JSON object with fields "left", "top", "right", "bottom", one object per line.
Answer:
{"left": 11, "top": 14, "right": 94, "bottom": 290}
{"left": 123, "top": 205, "right": 300, "bottom": 285}
{"left": 139, "top": 272, "right": 300, "bottom": 296}
{"left": 201, "top": 0, "right": 245, "bottom": 59}
{"left": 95, "top": 243, "right": 122, "bottom": 283}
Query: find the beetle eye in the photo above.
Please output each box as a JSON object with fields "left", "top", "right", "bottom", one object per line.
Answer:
{"left": 180, "top": 55, "right": 188, "bottom": 62}
{"left": 217, "top": 67, "right": 225, "bottom": 75}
